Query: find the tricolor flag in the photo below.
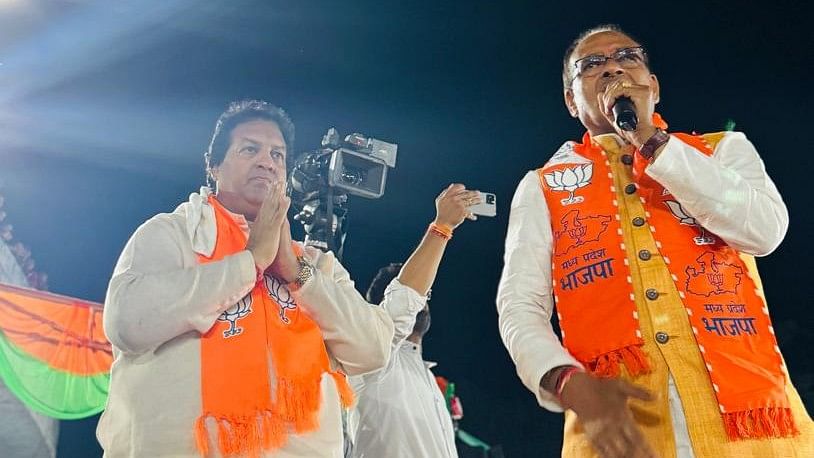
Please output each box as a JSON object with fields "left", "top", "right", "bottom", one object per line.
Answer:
{"left": 0, "top": 282, "right": 110, "bottom": 419}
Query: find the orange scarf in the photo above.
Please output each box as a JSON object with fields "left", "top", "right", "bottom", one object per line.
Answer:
{"left": 537, "top": 124, "right": 797, "bottom": 440}
{"left": 194, "top": 196, "right": 354, "bottom": 457}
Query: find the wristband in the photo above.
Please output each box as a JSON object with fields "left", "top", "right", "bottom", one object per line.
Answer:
{"left": 429, "top": 222, "right": 453, "bottom": 240}
{"left": 555, "top": 366, "right": 582, "bottom": 403}
{"left": 638, "top": 128, "right": 670, "bottom": 161}
{"left": 289, "top": 256, "right": 315, "bottom": 290}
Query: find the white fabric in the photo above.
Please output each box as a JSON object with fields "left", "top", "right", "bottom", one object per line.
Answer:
{"left": 348, "top": 280, "right": 457, "bottom": 458}
{"left": 186, "top": 186, "right": 219, "bottom": 257}
{"left": 98, "top": 190, "right": 412, "bottom": 457}
{"left": 496, "top": 132, "right": 787, "bottom": 452}
{"left": 646, "top": 132, "right": 788, "bottom": 256}
{"left": 668, "top": 375, "right": 695, "bottom": 458}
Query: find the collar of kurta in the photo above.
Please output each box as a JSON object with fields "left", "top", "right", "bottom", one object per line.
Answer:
{"left": 184, "top": 187, "right": 250, "bottom": 257}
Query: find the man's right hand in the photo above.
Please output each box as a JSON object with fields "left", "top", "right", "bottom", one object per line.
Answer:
{"left": 246, "top": 182, "right": 290, "bottom": 271}
{"left": 434, "top": 183, "right": 480, "bottom": 229}
{"left": 559, "top": 372, "right": 657, "bottom": 458}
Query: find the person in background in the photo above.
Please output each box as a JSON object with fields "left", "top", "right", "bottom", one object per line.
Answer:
{"left": 349, "top": 183, "right": 481, "bottom": 458}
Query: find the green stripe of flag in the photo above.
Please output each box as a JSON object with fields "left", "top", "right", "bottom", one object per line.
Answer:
{"left": 0, "top": 331, "right": 109, "bottom": 419}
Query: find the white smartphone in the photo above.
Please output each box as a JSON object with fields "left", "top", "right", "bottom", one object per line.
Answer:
{"left": 469, "top": 191, "right": 496, "bottom": 217}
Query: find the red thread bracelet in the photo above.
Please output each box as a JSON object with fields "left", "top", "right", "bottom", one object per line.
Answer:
{"left": 428, "top": 222, "right": 453, "bottom": 240}
{"left": 555, "top": 367, "right": 582, "bottom": 403}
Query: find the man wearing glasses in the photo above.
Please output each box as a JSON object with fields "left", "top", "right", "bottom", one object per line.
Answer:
{"left": 497, "top": 25, "right": 812, "bottom": 458}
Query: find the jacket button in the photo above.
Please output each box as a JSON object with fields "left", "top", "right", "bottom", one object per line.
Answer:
{"left": 638, "top": 249, "right": 652, "bottom": 261}
{"left": 621, "top": 154, "right": 634, "bottom": 165}
{"left": 646, "top": 288, "right": 659, "bottom": 300}
{"left": 632, "top": 217, "right": 646, "bottom": 227}
{"left": 625, "top": 183, "right": 637, "bottom": 194}
{"left": 655, "top": 332, "right": 669, "bottom": 344}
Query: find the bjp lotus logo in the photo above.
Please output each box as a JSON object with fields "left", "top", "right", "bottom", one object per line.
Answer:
{"left": 543, "top": 164, "right": 593, "bottom": 206}
{"left": 664, "top": 200, "right": 715, "bottom": 245}
{"left": 218, "top": 293, "right": 253, "bottom": 338}
{"left": 265, "top": 275, "right": 298, "bottom": 324}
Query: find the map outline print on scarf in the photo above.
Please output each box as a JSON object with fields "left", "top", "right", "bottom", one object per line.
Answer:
{"left": 264, "top": 275, "right": 298, "bottom": 324}
{"left": 553, "top": 209, "right": 612, "bottom": 256}
{"left": 543, "top": 163, "right": 594, "bottom": 206}
{"left": 685, "top": 251, "right": 744, "bottom": 297}
{"left": 217, "top": 293, "right": 253, "bottom": 338}
{"left": 663, "top": 199, "right": 716, "bottom": 245}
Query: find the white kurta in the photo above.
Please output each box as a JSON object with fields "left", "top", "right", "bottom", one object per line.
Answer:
{"left": 348, "top": 279, "right": 457, "bottom": 458}
{"left": 98, "top": 188, "right": 415, "bottom": 457}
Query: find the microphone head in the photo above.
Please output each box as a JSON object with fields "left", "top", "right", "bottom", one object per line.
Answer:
{"left": 613, "top": 97, "right": 638, "bottom": 132}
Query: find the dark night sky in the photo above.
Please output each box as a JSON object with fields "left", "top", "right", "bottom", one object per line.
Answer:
{"left": 1, "top": 1, "right": 812, "bottom": 456}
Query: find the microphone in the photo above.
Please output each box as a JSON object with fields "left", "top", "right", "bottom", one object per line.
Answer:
{"left": 613, "top": 97, "right": 638, "bottom": 132}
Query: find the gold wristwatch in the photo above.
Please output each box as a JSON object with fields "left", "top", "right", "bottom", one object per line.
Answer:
{"left": 292, "top": 256, "right": 315, "bottom": 288}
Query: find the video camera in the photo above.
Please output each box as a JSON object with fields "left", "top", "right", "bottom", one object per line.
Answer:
{"left": 288, "top": 128, "right": 398, "bottom": 258}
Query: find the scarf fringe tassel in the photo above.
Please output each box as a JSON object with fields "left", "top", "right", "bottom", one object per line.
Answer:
{"left": 723, "top": 407, "right": 799, "bottom": 441}
{"left": 329, "top": 371, "right": 355, "bottom": 408}
{"left": 589, "top": 345, "right": 651, "bottom": 378}
{"left": 195, "top": 412, "right": 286, "bottom": 458}
{"left": 194, "top": 372, "right": 355, "bottom": 457}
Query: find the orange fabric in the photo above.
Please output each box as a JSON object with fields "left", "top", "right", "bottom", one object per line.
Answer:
{"left": 538, "top": 132, "right": 797, "bottom": 440}
{"left": 194, "top": 196, "right": 354, "bottom": 457}
{"left": 651, "top": 112, "right": 668, "bottom": 130}
{"left": 0, "top": 283, "right": 111, "bottom": 375}
{"left": 538, "top": 158, "right": 647, "bottom": 376}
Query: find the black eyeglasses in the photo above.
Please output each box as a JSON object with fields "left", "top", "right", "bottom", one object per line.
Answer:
{"left": 570, "top": 46, "right": 647, "bottom": 84}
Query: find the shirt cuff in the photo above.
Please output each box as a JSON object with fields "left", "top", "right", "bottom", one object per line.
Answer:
{"left": 532, "top": 354, "right": 584, "bottom": 412}
{"left": 237, "top": 250, "right": 259, "bottom": 284}
{"left": 384, "top": 278, "right": 427, "bottom": 313}
{"left": 381, "top": 278, "right": 426, "bottom": 339}
{"left": 644, "top": 135, "right": 684, "bottom": 180}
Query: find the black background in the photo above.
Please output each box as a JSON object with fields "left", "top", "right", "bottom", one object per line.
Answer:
{"left": 0, "top": 1, "right": 811, "bottom": 456}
